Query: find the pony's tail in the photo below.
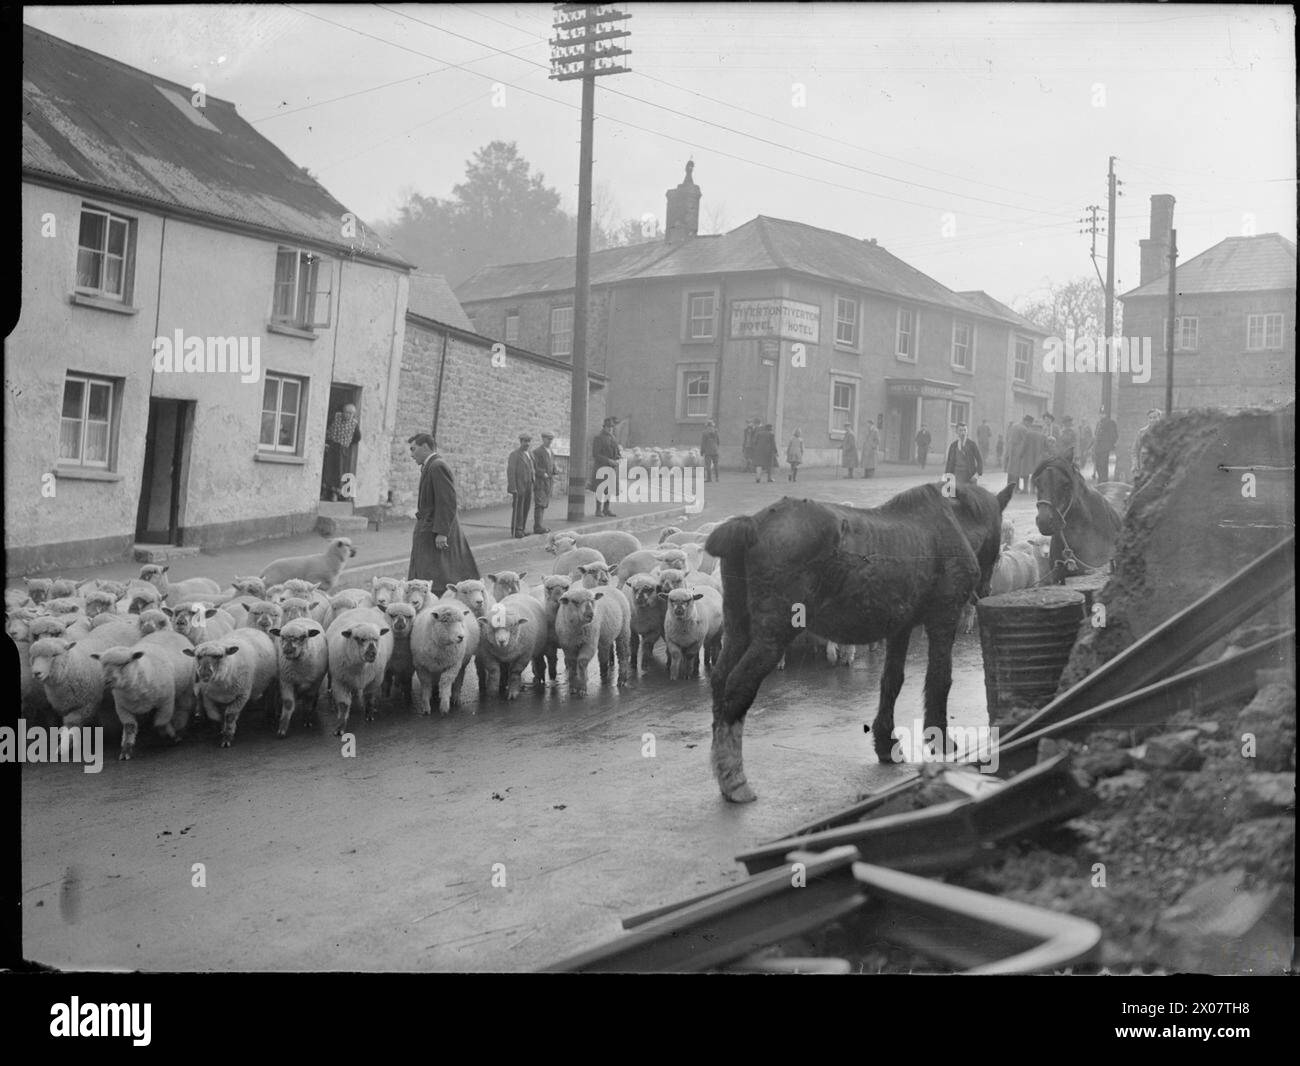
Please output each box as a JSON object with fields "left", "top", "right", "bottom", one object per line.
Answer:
{"left": 704, "top": 515, "right": 758, "bottom": 562}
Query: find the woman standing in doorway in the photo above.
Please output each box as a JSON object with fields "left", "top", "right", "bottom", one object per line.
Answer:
{"left": 322, "top": 402, "right": 360, "bottom": 501}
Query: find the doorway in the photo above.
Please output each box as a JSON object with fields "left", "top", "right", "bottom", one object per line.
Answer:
{"left": 135, "top": 399, "right": 194, "bottom": 544}
{"left": 322, "top": 384, "right": 362, "bottom": 502}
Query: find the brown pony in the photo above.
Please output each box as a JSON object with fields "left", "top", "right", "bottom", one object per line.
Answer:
{"left": 1032, "top": 451, "right": 1128, "bottom": 583}
{"left": 704, "top": 482, "right": 1014, "bottom": 803}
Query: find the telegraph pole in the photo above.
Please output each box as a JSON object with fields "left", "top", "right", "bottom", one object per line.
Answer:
{"left": 1101, "top": 156, "right": 1118, "bottom": 418}
{"left": 550, "top": 3, "right": 631, "bottom": 521}
{"left": 1165, "top": 229, "right": 1178, "bottom": 415}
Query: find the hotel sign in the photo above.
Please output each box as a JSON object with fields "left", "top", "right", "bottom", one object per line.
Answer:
{"left": 729, "top": 298, "right": 821, "bottom": 344}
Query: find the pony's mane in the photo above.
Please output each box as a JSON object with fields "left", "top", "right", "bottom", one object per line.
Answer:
{"left": 1030, "top": 454, "right": 1078, "bottom": 482}
{"left": 878, "top": 482, "right": 945, "bottom": 513}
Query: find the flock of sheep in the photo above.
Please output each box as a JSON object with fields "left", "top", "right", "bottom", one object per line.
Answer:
{"left": 7, "top": 524, "right": 738, "bottom": 762}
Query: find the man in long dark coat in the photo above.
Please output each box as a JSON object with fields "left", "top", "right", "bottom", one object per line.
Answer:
{"left": 507, "top": 433, "right": 535, "bottom": 539}
{"left": 531, "top": 431, "right": 557, "bottom": 535}
{"left": 591, "top": 417, "right": 621, "bottom": 517}
{"left": 1093, "top": 408, "right": 1119, "bottom": 482}
{"left": 408, "top": 433, "right": 479, "bottom": 585}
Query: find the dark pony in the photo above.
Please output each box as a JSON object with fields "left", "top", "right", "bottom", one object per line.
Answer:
{"left": 1032, "top": 450, "right": 1127, "bottom": 583}
{"left": 704, "top": 481, "right": 1014, "bottom": 803}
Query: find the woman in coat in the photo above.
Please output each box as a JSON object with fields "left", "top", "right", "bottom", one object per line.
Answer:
{"left": 862, "top": 420, "right": 880, "bottom": 477}
{"left": 840, "top": 423, "right": 859, "bottom": 478}
{"left": 785, "top": 428, "right": 804, "bottom": 481}
{"left": 321, "top": 403, "right": 361, "bottom": 501}
{"left": 753, "top": 423, "right": 779, "bottom": 483}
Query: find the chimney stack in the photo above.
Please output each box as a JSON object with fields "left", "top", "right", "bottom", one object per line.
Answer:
{"left": 665, "top": 159, "right": 701, "bottom": 244}
{"left": 1139, "top": 194, "right": 1175, "bottom": 286}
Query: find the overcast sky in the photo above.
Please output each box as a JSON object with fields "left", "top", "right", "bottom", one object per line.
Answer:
{"left": 26, "top": 3, "right": 1296, "bottom": 306}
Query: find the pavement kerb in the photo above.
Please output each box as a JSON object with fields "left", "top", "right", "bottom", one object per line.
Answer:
{"left": 339, "top": 505, "right": 689, "bottom": 584}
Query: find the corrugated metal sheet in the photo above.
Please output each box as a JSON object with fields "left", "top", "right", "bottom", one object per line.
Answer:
{"left": 1122, "top": 233, "right": 1297, "bottom": 299}
{"left": 22, "top": 25, "right": 408, "bottom": 266}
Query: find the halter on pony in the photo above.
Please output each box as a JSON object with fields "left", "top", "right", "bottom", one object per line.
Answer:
{"left": 1032, "top": 455, "right": 1112, "bottom": 574}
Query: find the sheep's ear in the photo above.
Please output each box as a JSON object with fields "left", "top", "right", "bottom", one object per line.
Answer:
{"left": 693, "top": 592, "right": 704, "bottom": 601}
{"left": 340, "top": 629, "right": 352, "bottom": 639}
{"left": 594, "top": 591, "right": 604, "bottom": 600}
{"left": 64, "top": 641, "right": 77, "bottom": 651}
{"left": 379, "top": 627, "right": 390, "bottom": 637}
{"left": 90, "top": 652, "right": 101, "bottom": 660}
{"left": 161, "top": 566, "right": 170, "bottom": 575}
{"left": 513, "top": 619, "right": 527, "bottom": 627}
{"left": 445, "top": 584, "right": 457, "bottom": 594}
{"left": 224, "top": 645, "right": 240, "bottom": 655}
{"left": 517, "top": 571, "right": 526, "bottom": 580}
{"left": 269, "top": 628, "right": 281, "bottom": 638}
{"left": 132, "top": 650, "right": 146, "bottom": 660}
{"left": 657, "top": 591, "right": 668, "bottom": 600}
{"left": 486, "top": 573, "right": 497, "bottom": 583}
{"left": 182, "top": 647, "right": 195, "bottom": 657}
{"left": 204, "top": 607, "right": 218, "bottom": 618}
{"left": 559, "top": 595, "right": 570, "bottom": 605}
{"left": 308, "top": 627, "right": 322, "bottom": 638}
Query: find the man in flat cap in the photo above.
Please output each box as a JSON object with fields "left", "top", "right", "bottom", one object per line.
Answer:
{"left": 591, "top": 417, "right": 621, "bottom": 517}
{"left": 507, "top": 433, "right": 536, "bottom": 538}
{"left": 531, "top": 431, "right": 557, "bottom": 535}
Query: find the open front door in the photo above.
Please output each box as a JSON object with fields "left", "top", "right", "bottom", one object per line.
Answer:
{"left": 135, "top": 399, "right": 193, "bottom": 544}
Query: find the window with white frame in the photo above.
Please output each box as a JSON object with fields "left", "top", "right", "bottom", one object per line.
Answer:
{"left": 1014, "top": 335, "right": 1033, "bottom": 382}
{"left": 677, "top": 367, "right": 712, "bottom": 419}
{"left": 686, "top": 292, "right": 716, "bottom": 341}
{"left": 835, "top": 296, "right": 859, "bottom": 347}
{"left": 272, "top": 248, "right": 332, "bottom": 330}
{"left": 505, "top": 312, "right": 520, "bottom": 345}
{"left": 59, "top": 374, "right": 116, "bottom": 468}
{"left": 952, "top": 320, "right": 974, "bottom": 370}
{"left": 1162, "top": 317, "right": 1199, "bottom": 351}
{"left": 76, "top": 206, "right": 134, "bottom": 301}
{"left": 896, "top": 307, "right": 916, "bottom": 360}
{"left": 831, "top": 379, "right": 856, "bottom": 432}
{"left": 550, "top": 306, "right": 574, "bottom": 357}
{"left": 949, "top": 400, "right": 970, "bottom": 439}
{"left": 259, "top": 373, "right": 306, "bottom": 454}
{"left": 1247, "top": 313, "right": 1283, "bottom": 351}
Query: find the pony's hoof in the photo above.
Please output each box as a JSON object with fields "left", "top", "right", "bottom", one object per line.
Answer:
{"left": 723, "top": 782, "right": 757, "bottom": 804}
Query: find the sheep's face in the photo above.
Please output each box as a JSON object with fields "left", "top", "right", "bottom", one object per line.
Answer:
{"left": 28, "top": 638, "right": 74, "bottom": 682}
{"left": 628, "top": 577, "right": 660, "bottom": 610}
{"left": 265, "top": 585, "right": 289, "bottom": 605}
{"left": 50, "top": 580, "right": 77, "bottom": 599}
{"left": 173, "top": 605, "right": 205, "bottom": 638}
{"left": 658, "top": 549, "right": 688, "bottom": 571}
{"left": 24, "top": 579, "right": 53, "bottom": 604}
{"left": 487, "top": 572, "right": 524, "bottom": 600}
{"left": 84, "top": 592, "right": 116, "bottom": 618}
{"left": 93, "top": 647, "right": 145, "bottom": 689}
{"left": 478, "top": 610, "right": 526, "bottom": 650}
{"left": 658, "top": 527, "right": 682, "bottom": 544}
{"left": 543, "top": 578, "right": 570, "bottom": 610}
{"left": 579, "top": 565, "right": 612, "bottom": 589}
{"left": 274, "top": 622, "right": 321, "bottom": 660}
{"left": 139, "top": 565, "right": 168, "bottom": 590}
{"left": 403, "top": 580, "right": 432, "bottom": 610}
{"left": 137, "top": 610, "right": 171, "bottom": 634}
{"left": 428, "top": 606, "right": 469, "bottom": 647}
{"left": 384, "top": 603, "right": 416, "bottom": 636}
{"left": 232, "top": 576, "right": 265, "bottom": 597}
{"left": 559, "top": 589, "right": 598, "bottom": 626}
{"left": 5, "top": 612, "right": 35, "bottom": 642}
{"left": 340, "top": 624, "right": 388, "bottom": 663}
{"left": 128, "top": 588, "right": 160, "bottom": 614}
{"left": 248, "top": 604, "right": 283, "bottom": 632}
{"left": 547, "top": 535, "right": 576, "bottom": 556}
{"left": 280, "top": 598, "right": 312, "bottom": 622}
{"left": 371, "top": 578, "right": 401, "bottom": 609}
{"left": 656, "top": 569, "right": 686, "bottom": 596}
{"left": 662, "top": 588, "right": 704, "bottom": 621}
{"left": 46, "top": 598, "right": 82, "bottom": 616}
{"left": 448, "top": 580, "right": 486, "bottom": 618}
{"left": 329, "top": 538, "right": 357, "bottom": 561}
{"left": 186, "top": 642, "right": 240, "bottom": 684}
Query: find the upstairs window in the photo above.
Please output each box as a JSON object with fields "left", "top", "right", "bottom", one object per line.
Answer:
{"left": 1014, "top": 335, "right": 1033, "bottom": 382}
{"left": 273, "top": 249, "right": 332, "bottom": 330}
{"left": 896, "top": 306, "right": 916, "bottom": 360}
{"left": 835, "top": 296, "right": 859, "bottom": 348}
{"left": 505, "top": 312, "right": 520, "bottom": 345}
{"left": 687, "top": 292, "right": 716, "bottom": 340}
{"left": 952, "top": 321, "right": 974, "bottom": 370}
{"left": 550, "top": 306, "right": 574, "bottom": 357}
{"left": 76, "top": 207, "right": 134, "bottom": 301}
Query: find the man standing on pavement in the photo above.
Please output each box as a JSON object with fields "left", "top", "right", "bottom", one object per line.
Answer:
{"left": 914, "top": 425, "right": 932, "bottom": 469}
{"left": 944, "top": 421, "right": 983, "bottom": 486}
{"left": 742, "top": 418, "right": 758, "bottom": 473}
{"left": 976, "top": 419, "right": 992, "bottom": 467}
{"left": 591, "top": 416, "right": 621, "bottom": 517}
{"left": 701, "top": 420, "right": 720, "bottom": 482}
{"left": 531, "top": 431, "right": 556, "bottom": 535}
{"left": 752, "top": 422, "right": 778, "bottom": 482}
{"left": 408, "top": 433, "right": 479, "bottom": 586}
{"left": 506, "top": 434, "right": 536, "bottom": 539}
{"left": 1131, "top": 407, "right": 1162, "bottom": 480}
{"left": 1077, "top": 418, "right": 1094, "bottom": 472}
{"left": 1093, "top": 407, "right": 1119, "bottom": 482}
{"left": 1057, "top": 415, "right": 1078, "bottom": 462}
{"left": 840, "top": 422, "right": 859, "bottom": 478}
{"left": 1006, "top": 414, "right": 1032, "bottom": 493}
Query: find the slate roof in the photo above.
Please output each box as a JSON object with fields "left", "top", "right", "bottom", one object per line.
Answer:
{"left": 21, "top": 24, "right": 408, "bottom": 268}
{"left": 956, "top": 290, "right": 1047, "bottom": 334}
{"left": 1121, "top": 233, "right": 1297, "bottom": 299}
{"left": 456, "top": 214, "right": 1032, "bottom": 330}
{"left": 407, "top": 273, "right": 474, "bottom": 331}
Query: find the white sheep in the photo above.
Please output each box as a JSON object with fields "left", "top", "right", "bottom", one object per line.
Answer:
{"left": 28, "top": 638, "right": 105, "bottom": 727}
{"left": 173, "top": 602, "right": 237, "bottom": 646}
{"left": 260, "top": 537, "right": 357, "bottom": 592}
{"left": 241, "top": 601, "right": 284, "bottom": 638}
{"left": 227, "top": 576, "right": 267, "bottom": 599}
{"left": 268, "top": 619, "right": 328, "bottom": 737}
{"left": 23, "top": 578, "right": 53, "bottom": 605}
{"left": 402, "top": 579, "right": 435, "bottom": 614}
{"left": 264, "top": 584, "right": 290, "bottom": 605}
{"left": 370, "top": 576, "right": 404, "bottom": 609}
{"left": 624, "top": 573, "right": 666, "bottom": 674}
{"left": 546, "top": 529, "right": 640, "bottom": 566}
{"left": 485, "top": 571, "right": 526, "bottom": 603}
{"left": 551, "top": 544, "right": 607, "bottom": 580}
{"left": 411, "top": 602, "right": 481, "bottom": 716}
{"left": 138, "top": 564, "right": 223, "bottom": 607}
{"left": 554, "top": 587, "right": 630, "bottom": 696}
{"left": 659, "top": 529, "right": 708, "bottom": 547}
{"left": 136, "top": 609, "right": 173, "bottom": 635}
{"left": 476, "top": 593, "right": 548, "bottom": 701}
{"left": 279, "top": 597, "right": 313, "bottom": 623}
{"left": 183, "top": 628, "right": 278, "bottom": 748}
{"left": 660, "top": 586, "right": 723, "bottom": 680}
{"left": 50, "top": 578, "right": 79, "bottom": 600}
{"left": 613, "top": 549, "right": 672, "bottom": 587}
{"left": 325, "top": 607, "right": 393, "bottom": 733}
{"left": 92, "top": 630, "right": 196, "bottom": 759}
{"left": 535, "top": 575, "right": 572, "bottom": 684}
{"left": 329, "top": 588, "right": 374, "bottom": 612}
{"left": 124, "top": 584, "right": 163, "bottom": 615}
{"left": 381, "top": 602, "right": 418, "bottom": 706}
{"left": 83, "top": 590, "right": 118, "bottom": 620}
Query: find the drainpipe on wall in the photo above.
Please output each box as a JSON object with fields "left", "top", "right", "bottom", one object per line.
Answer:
{"left": 431, "top": 330, "right": 449, "bottom": 439}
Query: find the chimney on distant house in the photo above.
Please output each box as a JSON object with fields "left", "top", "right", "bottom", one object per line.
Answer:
{"left": 665, "top": 159, "right": 701, "bottom": 244}
{"left": 1139, "top": 194, "right": 1176, "bottom": 286}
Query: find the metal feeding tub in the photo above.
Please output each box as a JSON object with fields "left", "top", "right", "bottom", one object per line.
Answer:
{"left": 976, "top": 587, "right": 1085, "bottom": 714}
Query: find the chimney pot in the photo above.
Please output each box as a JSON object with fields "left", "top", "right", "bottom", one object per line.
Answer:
{"left": 1139, "top": 194, "right": 1176, "bottom": 287}
{"left": 664, "top": 159, "right": 701, "bottom": 244}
